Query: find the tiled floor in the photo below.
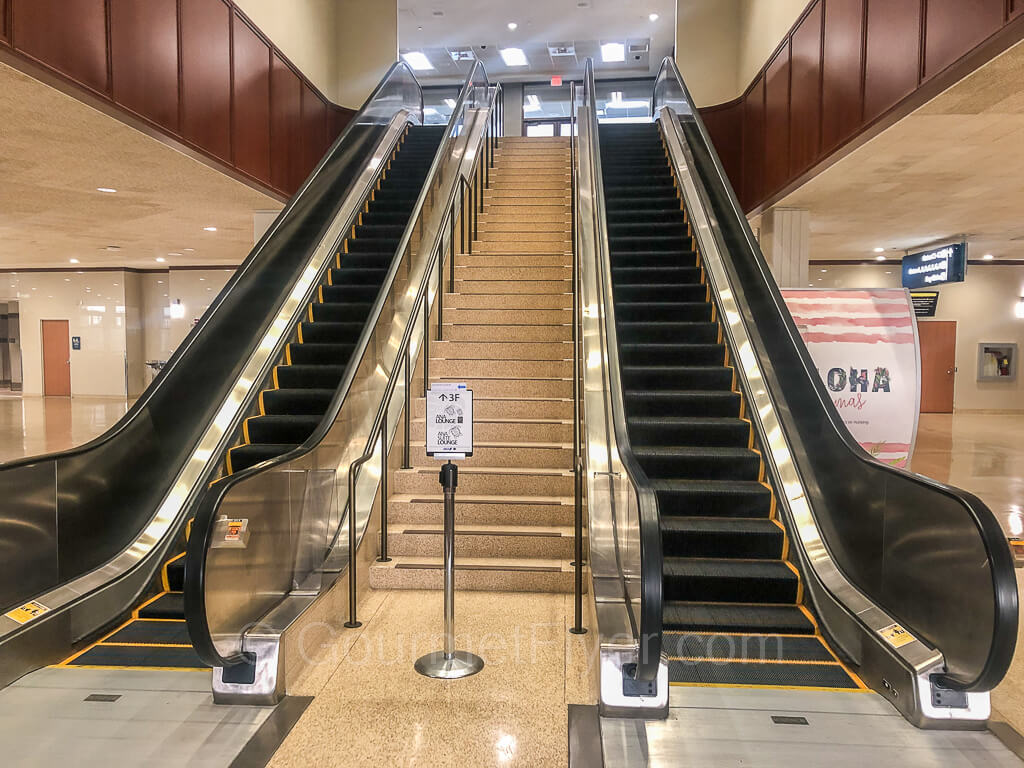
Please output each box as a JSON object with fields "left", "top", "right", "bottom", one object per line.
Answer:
{"left": 0, "top": 393, "right": 130, "bottom": 462}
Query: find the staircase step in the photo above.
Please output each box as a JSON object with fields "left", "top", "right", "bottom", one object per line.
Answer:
{"left": 389, "top": 493, "right": 573, "bottom": 526}
{"left": 387, "top": 524, "right": 574, "bottom": 559}
{"left": 411, "top": 418, "right": 572, "bottom": 443}
{"left": 393, "top": 466, "right": 573, "bottom": 496}
{"left": 369, "top": 556, "right": 573, "bottom": 593}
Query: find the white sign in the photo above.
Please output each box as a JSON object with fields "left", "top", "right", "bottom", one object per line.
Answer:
{"left": 426, "top": 383, "right": 473, "bottom": 458}
{"left": 782, "top": 289, "right": 921, "bottom": 469}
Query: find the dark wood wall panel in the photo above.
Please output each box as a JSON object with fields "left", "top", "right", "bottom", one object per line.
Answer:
{"left": 110, "top": 0, "right": 179, "bottom": 128}
{"left": 763, "top": 48, "right": 792, "bottom": 195}
{"left": 301, "top": 83, "right": 328, "bottom": 182}
{"left": 1013, "top": 0, "right": 1023, "bottom": 19}
{"left": 1, "top": 0, "right": 9, "bottom": 44}
{"left": 702, "top": 103, "right": 743, "bottom": 199}
{"left": 12, "top": 0, "right": 108, "bottom": 93}
{"left": 180, "top": 0, "right": 232, "bottom": 162}
{"left": 789, "top": 3, "right": 822, "bottom": 176}
{"left": 271, "top": 55, "right": 303, "bottom": 192}
{"left": 741, "top": 76, "right": 766, "bottom": 211}
{"left": 232, "top": 13, "right": 272, "bottom": 184}
{"left": 864, "top": 0, "right": 922, "bottom": 124}
{"left": 925, "top": 0, "right": 1005, "bottom": 79}
{"left": 821, "top": 0, "right": 865, "bottom": 154}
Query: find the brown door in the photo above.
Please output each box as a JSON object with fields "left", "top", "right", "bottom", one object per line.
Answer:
{"left": 918, "top": 321, "right": 956, "bottom": 413}
{"left": 41, "top": 320, "right": 71, "bottom": 397}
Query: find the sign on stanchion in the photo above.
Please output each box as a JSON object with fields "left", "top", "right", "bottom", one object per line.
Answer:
{"left": 415, "top": 383, "right": 483, "bottom": 679}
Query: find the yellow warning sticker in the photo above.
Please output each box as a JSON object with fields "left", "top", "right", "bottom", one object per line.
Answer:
{"left": 4, "top": 600, "right": 50, "bottom": 625}
{"left": 878, "top": 623, "right": 915, "bottom": 648}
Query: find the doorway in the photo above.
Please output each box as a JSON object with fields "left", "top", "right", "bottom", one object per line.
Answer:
{"left": 41, "top": 320, "right": 71, "bottom": 397}
{"left": 918, "top": 321, "right": 956, "bottom": 413}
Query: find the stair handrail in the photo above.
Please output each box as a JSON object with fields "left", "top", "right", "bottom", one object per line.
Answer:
{"left": 577, "top": 58, "right": 663, "bottom": 683}
{"left": 653, "top": 55, "right": 1016, "bottom": 694}
{"left": 184, "top": 61, "right": 501, "bottom": 674}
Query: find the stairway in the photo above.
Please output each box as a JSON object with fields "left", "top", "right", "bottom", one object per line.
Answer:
{"left": 57, "top": 124, "right": 445, "bottom": 671}
{"left": 371, "top": 136, "right": 576, "bottom": 592}
{"left": 599, "top": 123, "right": 864, "bottom": 690}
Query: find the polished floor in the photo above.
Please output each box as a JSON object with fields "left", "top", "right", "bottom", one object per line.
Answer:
{"left": 0, "top": 393, "right": 130, "bottom": 462}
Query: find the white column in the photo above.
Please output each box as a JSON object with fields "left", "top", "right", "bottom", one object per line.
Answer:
{"left": 760, "top": 208, "right": 810, "bottom": 288}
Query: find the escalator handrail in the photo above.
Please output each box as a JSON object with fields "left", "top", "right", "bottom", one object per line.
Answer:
{"left": 184, "top": 62, "right": 494, "bottom": 670}
{"left": 580, "top": 59, "right": 663, "bottom": 681}
{"left": 652, "top": 56, "right": 1017, "bottom": 692}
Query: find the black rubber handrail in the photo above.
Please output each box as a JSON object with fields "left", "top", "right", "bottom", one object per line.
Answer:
{"left": 0, "top": 62, "right": 423, "bottom": 617}
{"left": 184, "top": 62, "right": 493, "bottom": 670}
{"left": 654, "top": 57, "right": 1017, "bottom": 692}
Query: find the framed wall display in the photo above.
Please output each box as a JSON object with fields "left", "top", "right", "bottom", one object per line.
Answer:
{"left": 977, "top": 343, "right": 1017, "bottom": 382}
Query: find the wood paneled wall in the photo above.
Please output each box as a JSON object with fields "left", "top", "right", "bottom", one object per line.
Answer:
{"left": 700, "top": 0, "right": 1024, "bottom": 214}
{"left": 1, "top": 0, "right": 355, "bottom": 198}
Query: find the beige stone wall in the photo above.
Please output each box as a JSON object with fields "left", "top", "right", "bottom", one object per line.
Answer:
{"left": 736, "top": 0, "right": 809, "bottom": 92}
{"left": 675, "top": 0, "right": 741, "bottom": 107}
{"left": 336, "top": 0, "right": 399, "bottom": 109}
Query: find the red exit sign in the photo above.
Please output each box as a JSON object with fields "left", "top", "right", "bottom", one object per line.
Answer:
{"left": 550, "top": 76, "right": 562, "bottom": 87}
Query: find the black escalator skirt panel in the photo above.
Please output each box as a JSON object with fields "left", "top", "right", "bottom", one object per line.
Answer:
{"left": 228, "top": 124, "right": 446, "bottom": 475}
{"left": 61, "top": 126, "right": 447, "bottom": 672}
{"left": 598, "top": 123, "right": 861, "bottom": 691}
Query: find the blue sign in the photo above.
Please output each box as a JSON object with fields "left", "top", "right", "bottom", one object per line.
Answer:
{"left": 902, "top": 243, "right": 967, "bottom": 289}
{"left": 71, "top": 336, "right": 81, "bottom": 350}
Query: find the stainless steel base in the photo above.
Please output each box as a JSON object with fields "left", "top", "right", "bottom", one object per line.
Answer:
{"left": 414, "top": 650, "right": 484, "bottom": 679}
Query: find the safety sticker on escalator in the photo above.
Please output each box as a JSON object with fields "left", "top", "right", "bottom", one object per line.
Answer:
{"left": 878, "top": 623, "right": 915, "bottom": 648}
{"left": 4, "top": 600, "right": 50, "bottom": 625}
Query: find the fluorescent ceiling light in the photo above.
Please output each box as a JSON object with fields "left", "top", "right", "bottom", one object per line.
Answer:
{"left": 156, "top": 257, "right": 167, "bottom": 263}
{"left": 983, "top": 254, "right": 994, "bottom": 260}
{"left": 96, "top": 187, "right": 117, "bottom": 194}
{"left": 69, "top": 258, "right": 80, "bottom": 264}
{"left": 523, "top": 94, "right": 542, "bottom": 113}
{"left": 649, "top": 13, "right": 659, "bottom": 22}
{"left": 500, "top": 47, "right": 528, "bottom": 67}
{"left": 402, "top": 51, "right": 434, "bottom": 71}
{"left": 873, "top": 247, "right": 885, "bottom": 253}
{"left": 444, "top": 98, "right": 457, "bottom": 108}
{"left": 204, "top": 226, "right": 217, "bottom": 232}
{"left": 507, "top": 22, "right": 518, "bottom": 30}
{"left": 875, "top": 255, "right": 887, "bottom": 261}
{"left": 424, "top": 107, "right": 440, "bottom": 116}
{"left": 601, "top": 42, "right": 625, "bottom": 63}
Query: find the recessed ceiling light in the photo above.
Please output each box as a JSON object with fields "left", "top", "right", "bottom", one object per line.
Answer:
{"left": 401, "top": 51, "right": 434, "bottom": 71}
{"left": 156, "top": 257, "right": 166, "bottom": 263}
{"left": 184, "top": 248, "right": 195, "bottom": 252}
{"left": 199, "top": 278, "right": 206, "bottom": 281}
{"left": 601, "top": 42, "right": 625, "bottom": 63}
{"left": 106, "top": 245, "right": 121, "bottom": 252}
{"left": 69, "top": 258, "right": 80, "bottom": 264}
{"left": 875, "top": 255, "right": 887, "bottom": 261}
{"left": 203, "top": 226, "right": 218, "bottom": 233}
{"left": 649, "top": 13, "right": 659, "bottom": 22}
{"left": 873, "top": 247, "right": 885, "bottom": 253}
{"left": 820, "top": 269, "right": 827, "bottom": 273}
{"left": 983, "top": 253, "right": 994, "bottom": 260}
{"left": 500, "top": 47, "right": 528, "bottom": 67}
{"left": 168, "top": 252, "right": 182, "bottom": 257}
{"left": 96, "top": 187, "right": 117, "bottom": 194}
{"left": 507, "top": 22, "right": 518, "bottom": 30}
{"left": 64, "top": 278, "right": 71, "bottom": 282}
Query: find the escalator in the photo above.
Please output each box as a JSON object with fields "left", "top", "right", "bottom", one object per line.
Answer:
{"left": 55, "top": 124, "right": 444, "bottom": 671}
{"left": 600, "top": 123, "right": 862, "bottom": 689}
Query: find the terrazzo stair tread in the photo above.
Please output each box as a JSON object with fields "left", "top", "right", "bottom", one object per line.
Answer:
{"left": 393, "top": 466, "right": 574, "bottom": 496}
{"left": 368, "top": 555, "right": 574, "bottom": 593}
{"left": 431, "top": 340, "right": 573, "bottom": 360}
{"left": 410, "top": 418, "right": 572, "bottom": 443}
{"left": 651, "top": 479, "right": 773, "bottom": 518}
{"left": 489, "top": 180, "right": 571, "bottom": 190}
{"left": 662, "top": 601, "right": 815, "bottom": 634}
{"left": 662, "top": 632, "right": 836, "bottom": 662}
{"left": 431, "top": 376, "right": 572, "bottom": 398}
{"left": 663, "top": 557, "right": 799, "bottom": 603}
{"left": 456, "top": 254, "right": 572, "bottom": 269}
{"left": 443, "top": 308, "right": 572, "bottom": 325}
{"left": 616, "top": 322, "right": 719, "bottom": 344}
{"left": 453, "top": 279, "right": 571, "bottom": 295}
{"left": 471, "top": 245, "right": 572, "bottom": 255}
{"left": 626, "top": 416, "right": 750, "bottom": 448}
{"left": 414, "top": 396, "right": 572, "bottom": 419}
{"left": 443, "top": 324, "right": 571, "bottom": 343}
{"left": 624, "top": 390, "right": 741, "bottom": 418}
{"left": 388, "top": 494, "right": 573, "bottom": 526}
{"left": 454, "top": 266, "right": 572, "bottom": 281}
{"left": 476, "top": 231, "right": 570, "bottom": 242}
{"left": 445, "top": 293, "right": 572, "bottom": 310}
{"left": 632, "top": 445, "right": 762, "bottom": 481}
{"left": 487, "top": 188, "right": 572, "bottom": 199}
{"left": 387, "top": 524, "right": 575, "bottom": 558}
{"left": 478, "top": 214, "right": 571, "bottom": 225}
{"left": 619, "top": 343, "right": 725, "bottom": 367}
{"left": 430, "top": 358, "right": 571, "bottom": 379}
{"left": 661, "top": 517, "right": 784, "bottom": 559}
{"left": 409, "top": 442, "right": 573, "bottom": 469}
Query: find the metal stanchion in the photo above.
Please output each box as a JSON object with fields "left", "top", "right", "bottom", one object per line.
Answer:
{"left": 414, "top": 461, "right": 484, "bottom": 679}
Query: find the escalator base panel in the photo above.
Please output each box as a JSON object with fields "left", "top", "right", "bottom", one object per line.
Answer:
{"left": 64, "top": 644, "right": 207, "bottom": 669}
{"left": 667, "top": 659, "right": 861, "bottom": 689}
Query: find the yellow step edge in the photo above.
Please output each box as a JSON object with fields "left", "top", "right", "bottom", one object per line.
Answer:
{"left": 669, "top": 681, "right": 867, "bottom": 693}
{"left": 97, "top": 642, "right": 193, "bottom": 649}
{"left": 54, "top": 664, "right": 207, "bottom": 673}
{"left": 160, "top": 552, "right": 186, "bottom": 592}
{"left": 667, "top": 656, "right": 844, "bottom": 667}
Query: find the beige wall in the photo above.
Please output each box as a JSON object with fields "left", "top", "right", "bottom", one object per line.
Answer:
{"left": 815, "top": 263, "right": 1024, "bottom": 412}
{"left": 675, "top": 0, "right": 741, "bottom": 107}
{"left": 737, "top": 0, "right": 809, "bottom": 92}
{"left": 336, "top": 0, "right": 398, "bottom": 109}
{"left": 234, "top": 0, "right": 340, "bottom": 101}
{"left": 167, "top": 269, "right": 235, "bottom": 351}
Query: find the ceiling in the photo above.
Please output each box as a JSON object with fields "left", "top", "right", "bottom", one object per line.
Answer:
{"left": 0, "top": 61, "right": 282, "bottom": 270}
{"left": 764, "top": 39, "right": 1024, "bottom": 264}
{"left": 398, "top": 0, "right": 676, "bottom": 83}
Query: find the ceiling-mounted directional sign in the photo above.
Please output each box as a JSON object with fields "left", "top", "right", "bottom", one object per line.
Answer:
{"left": 426, "top": 383, "right": 473, "bottom": 459}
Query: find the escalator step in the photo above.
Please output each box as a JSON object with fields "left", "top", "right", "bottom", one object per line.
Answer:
{"left": 663, "top": 557, "right": 798, "bottom": 603}
{"left": 663, "top": 632, "right": 836, "bottom": 662}
{"left": 633, "top": 445, "right": 761, "bottom": 480}
{"left": 611, "top": 266, "right": 702, "bottom": 283}
{"left": 138, "top": 592, "right": 185, "bottom": 620}
{"left": 615, "top": 302, "right": 711, "bottom": 323}
{"left": 663, "top": 601, "right": 814, "bottom": 634}
{"left": 320, "top": 284, "right": 381, "bottom": 303}
{"left": 288, "top": 342, "right": 356, "bottom": 366}
{"left": 263, "top": 388, "right": 335, "bottom": 415}
{"left": 310, "top": 302, "right": 374, "bottom": 323}
{"left": 620, "top": 343, "right": 724, "bottom": 367}
{"left": 299, "top": 321, "right": 363, "bottom": 343}
{"left": 105, "top": 619, "right": 190, "bottom": 645}
{"left": 624, "top": 390, "right": 740, "bottom": 417}
{"left": 275, "top": 364, "right": 346, "bottom": 388}
{"left": 230, "top": 443, "right": 300, "bottom": 473}
{"left": 621, "top": 364, "right": 732, "bottom": 390}
{"left": 330, "top": 267, "right": 389, "bottom": 286}
{"left": 67, "top": 644, "right": 207, "bottom": 669}
{"left": 611, "top": 252, "right": 698, "bottom": 269}
{"left": 627, "top": 416, "right": 749, "bottom": 447}
{"left": 661, "top": 517, "right": 783, "bottom": 558}
{"left": 165, "top": 555, "right": 185, "bottom": 591}
{"left": 247, "top": 415, "right": 320, "bottom": 444}
{"left": 667, "top": 659, "right": 859, "bottom": 689}
{"left": 614, "top": 284, "right": 708, "bottom": 303}
{"left": 653, "top": 479, "right": 773, "bottom": 518}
